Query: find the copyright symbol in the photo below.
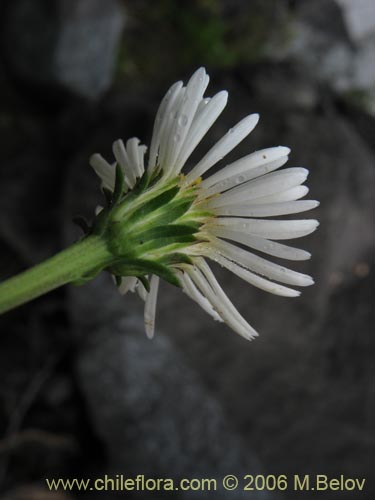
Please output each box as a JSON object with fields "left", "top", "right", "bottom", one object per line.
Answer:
{"left": 223, "top": 475, "right": 238, "bottom": 490}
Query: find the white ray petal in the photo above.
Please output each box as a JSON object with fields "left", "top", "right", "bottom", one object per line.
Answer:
{"left": 212, "top": 200, "right": 319, "bottom": 217}
{"left": 157, "top": 85, "right": 186, "bottom": 170}
{"left": 137, "top": 281, "right": 148, "bottom": 301}
{"left": 249, "top": 185, "right": 310, "bottom": 204}
{"left": 187, "top": 265, "right": 256, "bottom": 340}
{"left": 118, "top": 276, "right": 138, "bottom": 295}
{"left": 126, "top": 138, "right": 145, "bottom": 179}
{"left": 163, "top": 68, "right": 209, "bottom": 176}
{"left": 174, "top": 90, "right": 228, "bottom": 172}
{"left": 201, "top": 156, "right": 289, "bottom": 198}
{"left": 207, "top": 226, "right": 311, "bottom": 260}
{"left": 144, "top": 275, "right": 160, "bottom": 339}
{"left": 185, "top": 113, "right": 260, "bottom": 184}
{"left": 207, "top": 168, "right": 308, "bottom": 209}
{"left": 205, "top": 250, "right": 301, "bottom": 297}
{"left": 138, "top": 144, "right": 147, "bottom": 177}
{"left": 89, "top": 154, "right": 116, "bottom": 191}
{"left": 211, "top": 238, "right": 314, "bottom": 287}
{"left": 209, "top": 218, "right": 319, "bottom": 240}
{"left": 112, "top": 139, "right": 137, "bottom": 188}
{"left": 190, "top": 259, "right": 259, "bottom": 340}
{"left": 179, "top": 271, "right": 223, "bottom": 322}
{"left": 148, "top": 80, "right": 183, "bottom": 170}
{"left": 201, "top": 146, "right": 290, "bottom": 190}
{"left": 197, "top": 97, "right": 211, "bottom": 113}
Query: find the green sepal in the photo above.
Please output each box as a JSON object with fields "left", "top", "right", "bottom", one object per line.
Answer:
{"left": 71, "top": 264, "right": 105, "bottom": 286}
{"left": 147, "top": 196, "right": 195, "bottom": 227}
{"left": 174, "top": 220, "right": 201, "bottom": 231}
{"left": 102, "top": 188, "right": 113, "bottom": 207}
{"left": 179, "top": 209, "right": 213, "bottom": 223}
{"left": 112, "top": 163, "right": 125, "bottom": 206}
{"left": 109, "top": 259, "right": 181, "bottom": 288}
{"left": 158, "top": 253, "right": 193, "bottom": 266}
{"left": 73, "top": 215, "right": 91, "bottom": 234}
{"left": 124, "top": 225, "right": 198, "bottom": 256}
{"left": 92, "top": 208, "right": 110, "bottom": 236}
{"left": 125, "top": 234, "right": 197, "bottom": 257}
{"left": 138, "top": 275, "right": 150, "bottom": 292}
{"left": 148, "top": 169, "right": 163, "bottom": 187}
{"left": 136, "top": 224, "right": 198, "bottom": 241}
{"left": 126, "top": 186, "right": 180, "bottom": 224}
{"left": 133, "top": 171, "right": 151, "bottom": 194}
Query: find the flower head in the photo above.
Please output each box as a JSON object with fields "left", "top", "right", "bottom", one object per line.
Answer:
{"left": 89, "top": 68, "right": 319, "bottom": 340}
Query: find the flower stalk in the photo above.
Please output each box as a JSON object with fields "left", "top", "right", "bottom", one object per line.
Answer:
{"left": 0, "top": 236, "right": 112, "bottom": 314}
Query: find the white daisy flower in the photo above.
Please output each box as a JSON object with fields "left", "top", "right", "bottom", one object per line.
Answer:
{"left": 89, "top": 67, "right": 319, "bottom": 341}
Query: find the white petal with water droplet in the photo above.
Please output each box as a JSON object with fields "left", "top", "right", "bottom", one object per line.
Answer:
{"left": 185, "top": 113, "right": 260, "bottom": 183}
{"left": 207, "top": 168, "right": 309, "bottom": 209}
{"left": 148, "top": 80, "right": 183, "bottom": 171}
{"left": 207, "top": 226, "right": 312, "bottom": 260}
{"left": 212, "top": 200, "right": 319, "bottom": 217}
{"left": 208, "top": 217, "right": 319, "bottom": 240}
{"left": 205, "top": 250, "right": 301, "bottom": 296}
{"left": 202, "top": 146, "right": 290, "bottom": 191}
{"left": 210, "top": 238, "right": 314, "bottom": 286}
{"left": 174, "top": 90, "right": 228, "bottom": 174}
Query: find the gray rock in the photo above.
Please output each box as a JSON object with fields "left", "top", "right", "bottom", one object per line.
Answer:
{"left": 2, "top": 0, "right": 125, "bottom": 99}
{"left": 76, "top": 315, "right": 277, "bottom": 500}
{"left": 336, "top": 0, "right": 375, "bottom": 42}
{"left": 54, "top": 0, "right": 125, "bottom": 99}
{"left": 268, "top": 0, "right": 375, "bottom": 113}
{"left": 0, "top": 119, "right": 61, "bottom": 269}
{"left": 286, "top": 0, "right": 354, "bottom": 89}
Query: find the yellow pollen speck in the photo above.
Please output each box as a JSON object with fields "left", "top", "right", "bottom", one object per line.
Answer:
{"left": 179, "top": 173, "right": 202, "bottom": 189}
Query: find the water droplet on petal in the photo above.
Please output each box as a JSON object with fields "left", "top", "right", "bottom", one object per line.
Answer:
{"left": 174, "top": 134, "right": 181, "bottom": 143}
{"left": 264, "top": 242, "right": 274, "bottom": 251}
{"left": 178, "top": 114, "right": 188, "bottom": 126}
{"left": 236, "top": 175, "right": 245, "bottom": 184}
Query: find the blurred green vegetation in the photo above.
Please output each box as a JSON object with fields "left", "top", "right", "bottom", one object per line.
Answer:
{"left": 116, "top": 0, "right": 290, "bottom": 84}
{"left": 343, "top": 88, "right": 374, "bottom": 112}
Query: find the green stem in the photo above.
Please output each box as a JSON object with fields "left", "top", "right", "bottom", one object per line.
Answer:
{"left": 0, "top": 235, "right": 113, "bottom": 314}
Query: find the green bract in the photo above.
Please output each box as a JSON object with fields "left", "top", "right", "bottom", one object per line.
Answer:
{"left": 80, "top": 165, "right": 212, "bottom": 291}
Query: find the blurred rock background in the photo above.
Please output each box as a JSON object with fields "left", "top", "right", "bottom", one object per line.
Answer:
{"left": 0, "top": 0, "right": 374, "bottom": 499}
